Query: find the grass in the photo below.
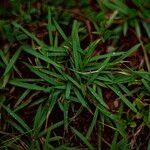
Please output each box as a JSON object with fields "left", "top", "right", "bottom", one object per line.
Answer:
{"left": 0, "top": 0, "right": 150, "bottom": 149}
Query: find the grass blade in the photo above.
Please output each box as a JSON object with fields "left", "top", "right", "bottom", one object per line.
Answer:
{"left": 108, "top": 85, "right": 137, "bottom": 113}
{"left": 88, "top": 86, "right": 108, "bottom": 108}
{"left": 74, "top": 88, "right": 90, "bottom": 110}
{"left": 13, "top": 22, "right": 45, "bottom": 46}
{"left": 24, "top": 63, "right": 60, "bottom": 86}
{"left": 65, "top": 74, "right": 81, "bottom": 89}
{"left": 48, "top": 8, "right": 54, "bottom": 45}
{"left": 71, "top": 127, "right": 94, "bottom": 150}
{"left": 142, "top": 79, "right": 150, "bottom": 93}
{"left": 22, "top": 45, "right": 61, "bottom": 68}
{"left": 72, "top": 20, "right": 81, "bottom": 70}
{"left": 9, "top": 79, "right": 50, "bottom": 92}
{"left": 2, "top": 105, "right": 30, "bottom": 131}
{"left": 86, "top": 107, "right": 99, "bottom": 139}
{"left": 65, "top": 82, "right": 72, "bottom": 99}
{"left": 3, "top": 48, "right": 22, "bottom": 76}
{"left": 53, "top": 19, "right": 68, "bottom": 41}
{"left": 115, "top": 44, "right": 141, "bottom": 62}
{"left": 142, "top": 22, "right": 150, "bottom": 38}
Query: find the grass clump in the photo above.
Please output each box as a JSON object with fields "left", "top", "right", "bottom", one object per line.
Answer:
{"left": 0, "top": 0, "right": 150, "bottom": 149}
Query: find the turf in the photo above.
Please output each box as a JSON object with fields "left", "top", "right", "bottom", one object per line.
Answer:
{"left": 0, "top": 0, "right": 150, "bottom": 149}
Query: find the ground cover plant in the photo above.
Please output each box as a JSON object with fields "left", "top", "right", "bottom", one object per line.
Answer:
{"left": 0, "top": 0, "right": 150, "bottom": 149}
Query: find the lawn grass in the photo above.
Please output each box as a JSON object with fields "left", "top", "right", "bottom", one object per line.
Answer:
{"left": 0, "top": 0, "right": 150, "bottom": 149}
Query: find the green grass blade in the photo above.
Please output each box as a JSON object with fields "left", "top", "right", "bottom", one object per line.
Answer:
{"left": 143, "top": 22, "right": 150, "bottom": 38}
{"left": 3, "top": 48, "right": 22, "bottom": 76}
{"left": 22, "top": 45, "right": 61, "bottom": 68}
{"left": 71, "top": 127, "right": 94, "bottom": 150}
{"left": 65, "top": 82, "right": 72, "bottom": 99}
{"left": 39, "top": 120, "right": 64, "bottom": 137}
{"left": 102, "top": 0, "right": 129, "bottom": 15}
{"left": 108, "top": 85, "right": 137, "bottom": 113}
{"left": 135, "top": 19, "right": 141, "bottom": 39}
{"left": 74, "top": 88, "right": 90, "bottom": 110}
{"left": 2, "top": 105, "right": 30, "bottom": 131}
{"left": 88, "top": 86, "right": 108, "bottom": 108}
{"left": 86, "top": 107, "right": 99, "bottom": 139}
{"left": 48, "top": 8, "right": 54, "bottom": 45}
{"left": 118, "top": 84, "right": 132, "bottom": 96}
{"left": 115, "top": 44, "right": 141, "bottom": 62}
{"left": 53, "top": 19, "right": 68, "bottom": 41}
{"left": 65, "top": 74, "right": 81, "bottom": 89}
{"left": 24, "top": 63, "right": 60, "bottom": 86}
{"left": 33, "top": 105, "right": 48, "bottom": 136}
{"left": 7, "top": 120, "right": 25, "bottom": 134}
{"left": 47, "top": 91, "right": 60, "bottom": 117}
{"left": 72, "top": 20, "right": 81, "bottom": 70}
{"left": 89, "top": 51, "right": 124, "bottom": 62}
{"left": 0, "top": 50, "right": 8, "bottom": 65}
{"left": 14, "top": 89, "right": 30, "bottom": 107}
{"left": 13, "top": 22, "right": 45, "bottom": 46}
{"left": 88, "top": 57, "right": 110, "bottom": 83}
{"left": 110, "top": 131, "right": 119, "bottom": 150}
{"left": 142, "top": 79, "right": 150, "bottom": 93}
{"left": 9, "top": 79, "right": 50, "bottom": 92}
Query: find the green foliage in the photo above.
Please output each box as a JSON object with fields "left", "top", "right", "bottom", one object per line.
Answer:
{"left": 0, "top": 0, "right": 150, "bottom": 149}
